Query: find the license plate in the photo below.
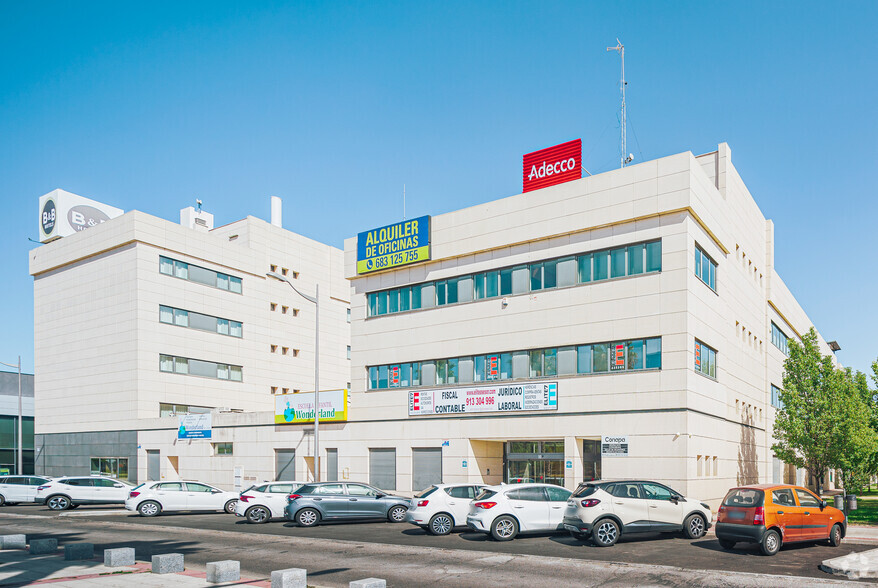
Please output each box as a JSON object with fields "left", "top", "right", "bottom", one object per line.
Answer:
{"left": 728, "top": 510, "right": 746, "bottom": 520}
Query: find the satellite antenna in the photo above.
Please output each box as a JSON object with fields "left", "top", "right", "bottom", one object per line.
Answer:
{"left": 607, "top": 39, "right": 633, "bottom": 168}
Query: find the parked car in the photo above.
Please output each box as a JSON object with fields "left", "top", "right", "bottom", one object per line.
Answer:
{"left": 562, "top": 480, "right": 713, "bottom": 547}
{"left": 715, "top": 484, "right": 846, "bottom": 556}
{"left": 466, "top": 483, "right": 572, "bottom": 541}
{"left": 235, "top": 481, "right": 303, "bottom": 523}
{"left": 0, "top": 475, "right": 53, "bottom": 506}
{"left": 35, "top": 476, "right": 134, "bottom": 510}
{"left": 125, "top": 480, "right": 239, "bottom": 516}
{"left": 284, "top": 481, "right": 411, "bottom": 527}
{"left": 406, "top": 483, "right": 485, "bottom": 535}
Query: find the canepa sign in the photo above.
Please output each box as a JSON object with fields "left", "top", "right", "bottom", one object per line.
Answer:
{"left": 38, "top": 189, "right": 124, "bottom": 243}
{"left": 357, "top": 215, "right": 430, "bottom": 274}
{"left": 522, "top": 139, "right": 582, "bottom": 193}
{"left": 275, "top": 389, "right": 348, "bottom": 424}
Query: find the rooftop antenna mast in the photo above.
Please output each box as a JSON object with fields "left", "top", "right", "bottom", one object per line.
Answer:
{"left": 607, "top": 39, "right": 633, "bottom": 167}
{"left": 403, "top": 184, "right": 406, "bottom": 221}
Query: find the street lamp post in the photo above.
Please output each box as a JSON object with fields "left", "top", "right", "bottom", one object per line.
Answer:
{"left": 267, "top": 272, "right": 320, "bottom": 482}
{"left": 0, "top": 357, "right": 22, "bottom": 475}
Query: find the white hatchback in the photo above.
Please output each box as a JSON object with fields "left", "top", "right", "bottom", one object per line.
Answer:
{"left": 35, "top": 476, "right": 133, "bottom": 510}
{"left": 466, "top": 483, "right": 572, "bottom": 541}
{"left": 125, "top": 481, "right": 239, "bottom": 517}
{"left": 406, "top": 483, "right": 485, "bottom": 535}
{"left": 235, "top": 481, "right": 303, "bottom": 523}
{"left": 0, "top": 475, "right": 53, "bottom": 506}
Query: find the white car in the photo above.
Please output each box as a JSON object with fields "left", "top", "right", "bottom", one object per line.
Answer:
{"left": 35, "top": 476, "right": 134, "bottom": 510}
{"left": 466, "top": 483, "right": 572, "bottom": 541}
{"left": 406, "top": 483, "right": 485, "bottom": 535}
{"left": 561, "top": 480, "right": 713, "bottom": 546}
{"left": 0, "top": 475, "right": 53, "bottom": 506}
{"left": 125, "top": 480, "right": 239, "bottom": 517}
{"left": 235, "top": 481, "right": 303, "bottom": 523}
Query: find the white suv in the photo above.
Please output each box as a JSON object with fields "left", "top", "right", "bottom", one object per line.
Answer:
{"left": 35, "top": 476, "right": 133, "bottom": 510}
{"left": 562, "top": 480, "right": 713, "bottom": 546}
{"left": 235, "top": 481, "right": 303, "bottom": 523}
{"left": 466, "top": 483, "right": 572, "bottom": 541}
{"left": 406, "top": 484, "right": 484, "bottom": 535}
{"left": 0, "top": 475, "right": 53, "bottom": 505}
{"left": 125, "top": 481, "right": 239, "bottom": 516}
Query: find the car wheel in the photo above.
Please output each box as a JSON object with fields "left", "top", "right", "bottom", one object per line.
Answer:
{"left": 0, "top": 494, "right": 5, "bottom": 506}
{"left": 47, "top": 495, "right": 71, "bottom": 511}
{"left": 718, "top": 539, "right": 735, "bottom": 550}
{"left": 388, "top": 505, "right": 408, "bottom": 523}
{"left": 138, "top": 501, "right": 161, "bottom": 517}
{"left": 428, "top": 513, "right": 454, "bottom": 535}
{"left": 246, "top": 506, "right": 271, "bottom": 524}
{"left": 592, "top": 519, "right": 620, "bottom": 547}
{"left": 828, "top": 523, "right": 843, "bottom": 547}
{"left": 760, "top": 529, "right": 781, "bottom": 556}
{"left": 296, "top": 508, "right": 320, "bottom": 527}
{"left": 224, "top": 499, "right": 237, "bottom": 514}
{"left": 683, "top": 514, "right": 707, "bottom": 539}
{"left": 490, "top": 515, "right": 519, "bottom": 541}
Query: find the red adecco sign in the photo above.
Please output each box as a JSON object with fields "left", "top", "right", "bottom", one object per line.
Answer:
{"left": 522, "top": 139, "right": 582, "bottom": 193}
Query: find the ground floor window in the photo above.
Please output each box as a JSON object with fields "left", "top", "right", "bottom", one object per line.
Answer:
{"left": 582, "top": 439, "right": 601, "bottom": 481}
{"left": 213, "top": 443, "right": 233, "bottom": 456}
{"left": 504, "top": 441, "right": 564, "bottom": 486}
{"left": 90, "top": 457, "right": 129, "bottom": 479}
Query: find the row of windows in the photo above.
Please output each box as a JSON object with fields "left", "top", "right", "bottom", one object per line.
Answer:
{"left": 159, "top": 403, "right": 212, "bottom": 418}
{"left": 771, "top": 322, "right": 790, "bottom": 356}
{"left": 90, "top": 457, "right": 129, "bottom": 479}
{"left": 367, "top": 240, "right": 662, "bottom": 317}
{"left": 367, "top": 337, "right": 662, "bottom": 390}
{"left": 694, "top": 340, "right": 717, "bottom": 378}
{"left": 159, "top": 354, "right": 243, "bottom": 381}
{"left": 159, "top": 305, "right": 243, "bottom": 338}
{"left": 694, "top": 244, "right": 716, "bottom": 291}
{"left": 771, "top": 384, "right": 784, "bottom": 409}
{"left": 160, "top": 256, "right": 243, "bottom": 294}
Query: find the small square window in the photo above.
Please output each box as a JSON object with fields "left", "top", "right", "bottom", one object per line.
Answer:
{"left": 282, "top": 347, "right": 289, "bottom": 355}
{"left": 270, "top": 264, "right": 277, "bottom": 272}
{"left": 282, "top": 387, "right": 289, "bottom": 394}
{"left": 293, "top": 349, "right": 300, "bottom": 357}
{"left": 293, "top": 388, "right": 300, "bottom": 393}
{"left": 271, "top": 344, "right": 278, "bottom": 353}
{"left": 292, "top": 308, "right": 300, "bottom": 317}
{"left": 270, "top": 302, "right": 277, "bottom": 311}
{"left": 281, "top": 268, "right": 289, "bottom": 276}
{"left": 282, "top": 306, "right": 289, "bottom": 314}
{"left": 292, "top": 271, "right": 300, "bottom": 279}
{"left": 271, "top": 386, "right": 278, "bottom": 394}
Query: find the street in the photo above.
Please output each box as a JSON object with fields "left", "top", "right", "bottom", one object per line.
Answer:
{"left": 0, "top": 504, "right": 873, "bottom": 586}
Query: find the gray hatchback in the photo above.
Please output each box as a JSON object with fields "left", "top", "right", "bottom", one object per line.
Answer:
{"left": 284, "top": 482, "right": 411, "bottom": 527}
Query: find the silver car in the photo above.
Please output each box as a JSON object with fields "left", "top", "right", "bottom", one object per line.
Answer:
{"left": 284, "top": 482, "right": 411, "bottom": 527}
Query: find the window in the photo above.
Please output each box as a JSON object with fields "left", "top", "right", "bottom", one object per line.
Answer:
{"left": 642, "top": 483, "right": 675, "bottom": 500}
{"left": 694, "top": 244, "right": 717, "bottom": 291}
{"left": 694, "top": 340, "right": 717, "bottom": 378}
{"left": 772, "top": 488, "right": 795, "bottom": 506}
{"left": 795, "top": 488, "right": 821, "bottom": 508}
{"left": 159, "top": 305, "right": 243, "bottom": 338}
{"left": 347, "top": 345, "right": 351, "bottom": 360}
{"left": 159, "top": 354, "right": 243, "bottom": 382}
{"left": 281, "top": 267, "right": 288, "bottom": 276}
{"left": 365, "top": 239, "right": 662, "bottom": 317}
{"left": 282, "top": 347, "right": 289, "bottom": 355}
{"left": 347, "top": 308, "right": 351, "bottom": 323}
{"left": 282, "top": 306, "right": 288, "bottom": 314}
{"left": 186, "top": 482, "right": 215, "bottom": 492}
{"left": 159, "top": 403, "right": 211, "bottom": 417}
{"left": 159, "top": 256, "right": 242, "bottom": 294}
{"left": 771, "top": 384, "right": 784, "bottom": 409}
{"left": 367, "top": 337, "right": 661, "bottom": 389}
{"left": 771, "top": 322, "right": 790, "bottom": 355}
{"left": 89, "top": 457, "right": 129, "bottom": 479}
{"left": 213, "top": 443, "right": 233, "bottom": 455}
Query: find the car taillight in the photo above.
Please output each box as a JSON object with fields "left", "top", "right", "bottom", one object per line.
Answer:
{"left": 129, "top": 491, "right": 140, "bottom": 498}
{"left": 753, "top": 506, "right": 764, "bottom": 525}
{"left": 580, "top": 499, "right": 601, "bottom": 507}
{"left": 288, "top": 494, "right": 301, "bottom": 501}
{"left": 417, "top": 500, "right": 429, "bottom": 507}
{"left": 474, "top": 501, "right": 496, "bottom": 509}
{"left": 37, "top": 485, "right": 50, "bottom": 491}
{"left": 239, "top": 495, "right": 252, "bottom": 503}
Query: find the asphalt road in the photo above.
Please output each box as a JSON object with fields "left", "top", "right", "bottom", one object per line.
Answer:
{"left": 0, "top": 503, "right": 872, "bottom": 585}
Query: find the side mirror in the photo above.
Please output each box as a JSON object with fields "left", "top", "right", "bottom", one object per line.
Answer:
{"left": 376, "top": 493, "right": 386, "bottom": 499}
{"left": 821, "top": 500, "right": 827, "bottom": 509}
{"left": 212, "top": 489, "right": 221, "bottom": 494}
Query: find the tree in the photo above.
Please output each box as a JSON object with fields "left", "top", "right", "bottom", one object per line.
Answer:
{"left": 771, "top": 328, "right": 877, "bottom": 494}
{"left": 833, "top": 368, "right": 878, "bottom": 495}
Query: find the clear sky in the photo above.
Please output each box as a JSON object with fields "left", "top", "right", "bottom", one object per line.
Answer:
{"left": 1, "top": 1, "right": 876, "bottom": 376}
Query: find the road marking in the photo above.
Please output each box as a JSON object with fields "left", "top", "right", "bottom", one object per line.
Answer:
{"left": 59, "top": 509, "right": 130, "bottom": 517}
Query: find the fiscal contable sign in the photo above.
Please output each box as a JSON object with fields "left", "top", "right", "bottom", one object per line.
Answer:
{"left": 357, "top": 215, "right": 430, "bottom": 274}
{"left": 408, "top": 382, "right": 558, "bottom": 416}
{"left": 522, "top": 139, "right": 582, "bottom": 193}
{"left": 178, "top": 413, "right": 212, "bottom": 440}
{"left": 275, "top": 389, "right": 348, "bottom": 424}
{"left": 601, "top": 435, "right": 629, "bottom": 457}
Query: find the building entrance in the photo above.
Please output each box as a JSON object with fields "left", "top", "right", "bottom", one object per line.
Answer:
{"left": 504, "top": 441, "right": 564, "bottom": 485}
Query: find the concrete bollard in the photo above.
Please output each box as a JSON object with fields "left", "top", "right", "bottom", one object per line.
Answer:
{"left": 64, "top": 543, "right": 95, "bottom": 561}
{"left": 207, "top": 560, "right": 240, "bottom": 583}
{"left": 350, "top": 579, "right": 387, "bottom": 588}
{"left": 104, "top": 547, "right": 136, "bottom": 567}
{"left": 151, "top": 553, "right": 184, "bottom": 574}
{"left": 29, "top": 538, "right": 58, "bottom": 555}
{"left": 0, "top": 535, "right": 26, "bottom": 550}
{"left": 271, "top": 567, "right": 307, "bottom": 588}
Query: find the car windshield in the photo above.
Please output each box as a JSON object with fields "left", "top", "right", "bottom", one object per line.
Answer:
{"left": 474, "top": 489, "right": 497, "bottom": 501}
{"left": 415, "top": 486, "right": 438, "bottom": 498}
{"left": 571, "top": 484, "right": 597, "bottom": 498}
{"left": 722, "top": 488, "right": 764, "bottom": 507}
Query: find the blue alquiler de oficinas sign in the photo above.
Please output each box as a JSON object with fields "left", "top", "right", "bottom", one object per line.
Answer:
{"left": 357, "top": 215, "right": 430, "bottom": 274}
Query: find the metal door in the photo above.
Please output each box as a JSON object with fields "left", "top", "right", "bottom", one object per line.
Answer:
{"left": 326, "top": 449, "right": 338, "bottom": 481}
{"left": 412, "top": 448, "right": 442, "bottom": 492}
{"left": 147, "top": 450, "right": 160, "bottom": 481}
{"left": 369, "top": 449, "right": 396, "bottom": 491}
{"left": 275, "top": 449, "right": 296, "bottom": 481}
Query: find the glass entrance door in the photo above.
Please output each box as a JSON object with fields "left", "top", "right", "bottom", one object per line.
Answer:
{"left": 582, "top": 439, "right": 601, "bottom": 481}
{"left": 504, "top": 441, "right": 565, "bottom": 486}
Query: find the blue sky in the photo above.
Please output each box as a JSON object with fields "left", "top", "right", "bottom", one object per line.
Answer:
{"left": 1, "top": 1, "right": 876, "bottom": 375}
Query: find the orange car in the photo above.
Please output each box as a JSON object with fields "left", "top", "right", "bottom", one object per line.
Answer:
{"left": 715, "top": 484, "right": 846, "bottom": 556}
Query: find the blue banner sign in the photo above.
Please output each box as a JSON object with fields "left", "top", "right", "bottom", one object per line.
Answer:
{"left": 357, "top": 215, "right": 430, "bottom": 274}
{"left": 178, "top": 413, "right": 212, "bottom": 440}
